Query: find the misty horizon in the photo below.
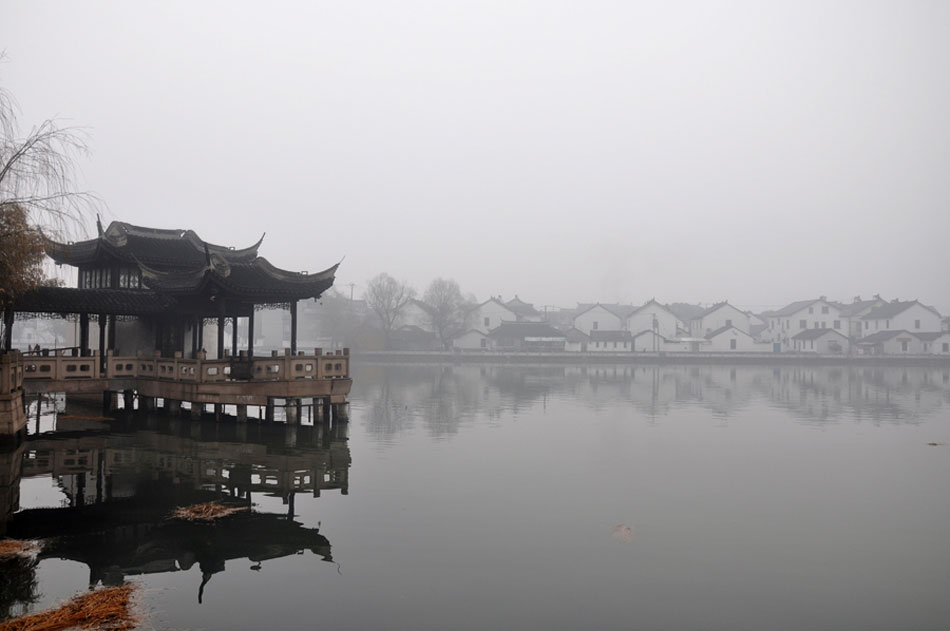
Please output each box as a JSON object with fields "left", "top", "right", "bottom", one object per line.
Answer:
{"left": 2, "top": 2, "right": 947, "bottom": 313}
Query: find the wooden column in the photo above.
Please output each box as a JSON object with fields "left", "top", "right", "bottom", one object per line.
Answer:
{"left": 290, "top": 300, "right": 298, "bottom": 354}
{"left": 2, "top": 308, "right": 12, "bottom": 351}
{"left": 98, "top": 315, "right": 107, "bottom": 364}
{"left": 217, "top": 316, "right": 225, "bottom": 359}
{"left": 247, "top": 310, "right": 255, "bottom": 358}
{"left": 107, "top": 315, "right": 116, "bottom": 352}
{"left": 79, "top": 313, "right": 90, "bottom": 355}
{"left": 197, "top": 319, "right": 204, "bottom": 352}
{"left": 231, "top": 316, "right": 238, "bottom": 357}
{"left": 191, "top": 318, "right": 199, "bottom": 358}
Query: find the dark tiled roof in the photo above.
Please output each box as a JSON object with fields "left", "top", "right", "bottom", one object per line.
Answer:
{"left": 45, "top": 221, "right": 263, "bottom": 269}
{"left": 141, "top": 256, "right": 338, "bottom": 302}
{"left": 573, "top": 303, "right": 630, "bottom": 320}
{"left": 913, "top": 332, "right": 947, "bottom": 342}
{"left": 564, "top": 328, "right": 590, "bottom": 342}
{"left": 667, "top": 302, "right": 706, "bottom": 322}
{"left": 836, "top": 298, "right": 885, "bottom": 317}
{"left": 505, "top": 296, "right": 540, "bottom": 318}
{"left": 857, "top": 330, "right": 913, "bottom": 344}
{"left": 12, "top": 286, "right": 177, "bottom": 316}
{"left": 750, "top": 323, "right": 768, "bottom": 338}
{"left": 770, "top": 299, "right": 821, "bottom": 317}
{"left": 862, "top": 300, "right": 939, "bottom": 320}
{"left": 695, "top": 301, "right": 734, "bottom": 320}
{"left": 705, "top": 325, "right": 752, "bottom": 340}
{"left": 792, "top": 328, "right": 847, "bottom": 341}
{"left": 590, "top": 330, "right": 632, "bottom": 342}
{"left": 630, "top": 299, "right": 680, "bottom": 321}
{"left": 488, "top": 322, "right": 565, "bottom": 339}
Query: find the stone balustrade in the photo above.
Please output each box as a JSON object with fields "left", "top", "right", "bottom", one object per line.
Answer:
{"left": 18, "top": 347, "right": 349, "bottom": 385}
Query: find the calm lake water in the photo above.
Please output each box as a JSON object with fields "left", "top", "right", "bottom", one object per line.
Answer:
{"left": 2, "top": 362, "right": 949, "bottom": 630}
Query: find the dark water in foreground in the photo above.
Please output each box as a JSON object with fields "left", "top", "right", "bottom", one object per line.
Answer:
{"left": 2, "top": 363, "right": 949, "bottom": 630}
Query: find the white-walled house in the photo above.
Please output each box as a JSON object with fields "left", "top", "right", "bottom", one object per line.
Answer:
{"left": 589, "top": 330, "right": 632, "bottom": 352}
{"left": 690, "top": 302, "right": 751, "bottom": 337}
{"left": 704, "top": 325, "right": 759, "bottom": 352}
{"left": 859, "top": 300, "right": 942, "bottom": 337}
{"left": 791, "top": 328, "right": 850, "bottom": 354}
{"left": 453, "top": 329, "right": 489, "bottom": 350}
{"left": 662, "top": 337, "right": 710, "bottom": 353}
{"left": 916, "top": 332, "right": 950, "bottom": 355}
{"left": 631, "top": 330, "right": 664, "bottom": 352}
{"left": 626, "top": 300, "right": 683, "bottom": 339}
{"left": 469, "top": 298, "right": 519, "bottom": 334}
{"left": 856, "top": 330, "right": 924, "bottom": 355}
{"left": 564, "top": 328, "right": 589, "bottom": 352}
{"left": 836, "top": 296, "right": 887, "bottom": 339}
{"left": 573, "top": 304, "right": 625, "bottom": 335}
{"left": 764, "top": 298, "right": 844, "bottom": 351}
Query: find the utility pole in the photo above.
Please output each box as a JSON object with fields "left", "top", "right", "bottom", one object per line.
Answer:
{"left": 344, "top": 283, "right": 356, "bottom": 301}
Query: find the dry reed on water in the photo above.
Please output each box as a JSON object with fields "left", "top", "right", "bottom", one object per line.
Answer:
{"left": 0, "top": 584, "right": 137, "bottom": 631}
{"left": 169, "top": 501, "right": 247, "bottom": 522}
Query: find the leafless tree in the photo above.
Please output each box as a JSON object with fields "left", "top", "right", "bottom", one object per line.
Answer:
{"left": 1, "top": 62, "right": 97, "bottom": 348}
{"left": 364, "top": 273, "right": 415, "bottom": 348}
{"left": 422, "top": 278, "right": 473, "bottom": 350}
{"left": 1, "top": 64, "right": 96, "bottom": 238}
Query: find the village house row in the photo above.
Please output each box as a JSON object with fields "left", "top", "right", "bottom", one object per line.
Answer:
{"left": 382, "top": 295, "right": 950, "bottom": 355}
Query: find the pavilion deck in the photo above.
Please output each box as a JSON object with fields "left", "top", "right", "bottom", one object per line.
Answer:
{"left": 2, "top": 348, "right": 350, "bottom": 434}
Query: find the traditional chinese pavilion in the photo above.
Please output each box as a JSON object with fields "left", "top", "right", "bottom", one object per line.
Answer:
{"left": 3, "top": 220, "right": 338, "bottom": 359}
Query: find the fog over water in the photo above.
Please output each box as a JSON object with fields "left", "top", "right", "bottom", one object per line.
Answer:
{"left": 2, "top": 2, "right": 948, "bottom": 311}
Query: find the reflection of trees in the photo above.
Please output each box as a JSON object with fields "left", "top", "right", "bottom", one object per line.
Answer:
{"left": 354, "top": 362, "right": 950, "bottom": 437}
{"left": 0, "top": 555, "right": 39, "bottom": 620}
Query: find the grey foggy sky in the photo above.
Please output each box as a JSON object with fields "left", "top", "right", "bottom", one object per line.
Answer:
{"left": 2, "top": 1, "right": 948, "bottom": 313}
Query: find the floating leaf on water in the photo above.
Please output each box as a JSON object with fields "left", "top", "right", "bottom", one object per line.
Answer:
{"left": 611, "top": 524, "right": 633, "bottom": 543}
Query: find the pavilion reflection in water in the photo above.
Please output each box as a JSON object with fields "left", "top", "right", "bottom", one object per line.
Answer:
{"left": 0, "top": 412, "right": 349, "bottom": 611}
